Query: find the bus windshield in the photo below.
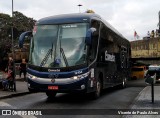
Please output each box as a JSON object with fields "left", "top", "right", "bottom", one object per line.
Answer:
{"left": 30, "top": 23, "right": 89, "bottom": 68}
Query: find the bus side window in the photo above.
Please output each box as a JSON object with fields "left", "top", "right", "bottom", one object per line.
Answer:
{"left": 99, "top": 23, "right": 119, "bottom": 62}
{"left": 120, "top": 46, "right": 127, "bottom": 69}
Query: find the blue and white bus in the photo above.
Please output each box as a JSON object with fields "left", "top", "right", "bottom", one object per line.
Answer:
{"left": 19, "top": 13, "right": 131, "bottom": 99}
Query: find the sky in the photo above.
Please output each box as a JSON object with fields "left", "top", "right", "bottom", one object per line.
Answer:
{"left": 0, "top": 0, "right": 160, "bottom": 40}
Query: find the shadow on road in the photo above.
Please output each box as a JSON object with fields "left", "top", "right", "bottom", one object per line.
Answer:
{"left": 43, "top": 78, "right": 160, "bottom": 104}
{"left": 127, "top": 78, "right": 160, "bottom": 87}
{"left": 45, "top": 79, "right": 147, "bottom": 103}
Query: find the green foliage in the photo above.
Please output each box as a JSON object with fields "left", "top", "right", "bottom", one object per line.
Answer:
{"left": 0, "top": 11, "right": 36, "bottom": 60}
{"left": 12, "top": 11, "right": 36, "bottom": 38}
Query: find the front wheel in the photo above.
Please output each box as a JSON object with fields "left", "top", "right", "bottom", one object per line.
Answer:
{"left": 91, "top": 79, "right": 102, "bottom": 99}
{"left": 46, "top": 91, "right": 57, "bottom": 98}
{"left": 120, "top": 77, "right": 127, "bottom": 89}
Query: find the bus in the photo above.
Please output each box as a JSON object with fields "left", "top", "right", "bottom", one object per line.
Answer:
{"left": 131, "top": 66, "right": 147, "bottom": 79}
{"left": 19, "top": 13, "right": 131, "bottom": 99}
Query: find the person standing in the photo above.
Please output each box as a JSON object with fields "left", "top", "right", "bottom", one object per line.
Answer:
{"left": 147, "top": 31, "right": 150, "bottom": 38}
{"left": 19, "top": 59, "right": 27, "bottom": 81}
{"left": 151, "top": 30, "right": 155, "bottom": 38}
{"left": 156, "top": 29, "right": 159, "bottom": 37}
{"left": 6, "top": 56, "right": 15, "bottom": 91}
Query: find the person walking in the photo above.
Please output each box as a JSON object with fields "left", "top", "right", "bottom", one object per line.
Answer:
{"left": 19, "top": 59, "right": 27, "bottom": 81}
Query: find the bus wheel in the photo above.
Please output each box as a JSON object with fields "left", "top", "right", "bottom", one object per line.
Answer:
{"left": 120, "top": 77, "right": 127, "bottom": 89}
{"left": 46, "top": 91, "right": 57, "bottom": 98}
{"left": 92, "top": 79, "right": 102, "bottom": 99}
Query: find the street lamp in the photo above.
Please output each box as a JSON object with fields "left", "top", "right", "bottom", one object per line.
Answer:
{"left": 11, "top": 0, "right": 14, "bottom": 57}
{"left": 11, "top": 0, "right": 16, "bottom": 91}
{"left": 77, "top": 4, "right": 82, "bottom": 13}
{"left": 159, "top": 11, "right": 160, "bottom": 31}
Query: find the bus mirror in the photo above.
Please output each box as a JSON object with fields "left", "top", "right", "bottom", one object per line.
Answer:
{"left": 86, "top": 28, "right": 96, "bottom": 46}
{"left": 19, "top": 31, "right": 32, "bottom": 48}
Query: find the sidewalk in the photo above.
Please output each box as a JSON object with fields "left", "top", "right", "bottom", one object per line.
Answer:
{"left": 123, "top": 85, "right": 160, "bottom": 118}
{"left": 0, "top": 76, "right": 30, "bottom": 100}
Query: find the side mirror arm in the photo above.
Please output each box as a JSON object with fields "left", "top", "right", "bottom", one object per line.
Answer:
{"left": 19, "top": 31, "right": 32, "bottom": 48}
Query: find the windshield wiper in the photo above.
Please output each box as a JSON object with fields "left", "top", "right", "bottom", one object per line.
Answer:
{"left": 40, "top": 43, "right": 53, "bottom": 67}
{"left": 60, "top": 47, "right": 69, "bottom": 67}
{"left": 59, "top": 34, "right": 69, "bottom": 67}
{"left": 52, "top": 26, "right": 69, "bottom": 67}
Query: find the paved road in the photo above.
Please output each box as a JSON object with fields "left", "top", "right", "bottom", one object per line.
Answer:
{"left": 0, "top": 79, "right": 147, "bottom": 118}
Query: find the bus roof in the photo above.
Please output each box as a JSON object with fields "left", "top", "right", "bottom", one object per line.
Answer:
{"left": 149, "top": 65, "right": 160, "bottom": 70}
{"left": 37, "top": 13, "right": 126, "bottom": 40}
{"left": 37, "top": 13, "right": 101, "bottom": 25}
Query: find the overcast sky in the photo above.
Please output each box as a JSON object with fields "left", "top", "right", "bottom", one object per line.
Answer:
{"left": 0, "top": 0, "right": 160, "bottom": 40}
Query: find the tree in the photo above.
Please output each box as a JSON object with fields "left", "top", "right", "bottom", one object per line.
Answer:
{"left": 0, "top": 13, "right": 11, "bottom": 40}
{"left": 12, "top": 11, "right": 36, "bottom": 41}
{"left": 0, "top": 11, "right": 36, "bottom": 65}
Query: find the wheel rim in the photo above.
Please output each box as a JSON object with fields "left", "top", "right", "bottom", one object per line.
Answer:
{"left": 96, "top": 81, "right": 101, "bottom": 96}
{"left": 123, "top": 78, "right": 126, "bottom": 87}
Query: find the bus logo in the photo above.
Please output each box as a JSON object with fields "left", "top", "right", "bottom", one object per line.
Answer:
{"left": 48, "top": 69, "right": 60, "bottom": 72}
{"left": 51, "top": 79, "right": 55, "bottom": 83}
{"left": 105, "top": 51, "right": 115, "bottom": 62}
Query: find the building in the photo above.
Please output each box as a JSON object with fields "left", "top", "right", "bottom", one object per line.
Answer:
{"left": 130, "top": 37, "right": 160, "bottom": 65}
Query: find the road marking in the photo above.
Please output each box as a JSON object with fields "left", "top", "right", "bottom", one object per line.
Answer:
{"left": 0, "top": 101, "right": 11, "bottom": 107}
{"left": 21, "top": 116, "right": 37, "bottom": 118}
{"left": 0, "top": 101, "right": 37, "bottom": 118}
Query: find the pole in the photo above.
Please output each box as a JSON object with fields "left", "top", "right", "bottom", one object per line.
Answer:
{"left": 77, "top": 4, "right": 82, "bottom": 13}
{"left": 12, "top": 0, "right": 14, "bottom": 56}
{"left": 159, "top": 11, "right": 160, "bottom": 30}
{"left": 148, "top": 38, "right": 149, "bottom": 56}
{"left": 12, "top": 0, "right": 16, "bottom": 91}
{"left": 151, "top": 82, "right": 154, "bottom": 103}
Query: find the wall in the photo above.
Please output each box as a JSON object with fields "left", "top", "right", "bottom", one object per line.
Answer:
{"left": 131, "top": 37, "right": 160, "bottom": 58}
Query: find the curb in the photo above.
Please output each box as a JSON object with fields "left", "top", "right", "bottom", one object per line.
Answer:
{"left": 128, "top": 86, "right": 148, "bottom": 109}
{"left": 0, "top": 91, "right": 31, "bottom": 100}
{"left": 121, "top": 86, "right": 148, "bottom": 118}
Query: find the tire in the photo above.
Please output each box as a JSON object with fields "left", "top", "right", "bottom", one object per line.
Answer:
{"left": 91, "top": 78, "right": 102, "bottom": 99}
{"left": 46, "top": 91, "right": 57, "bottom": 98}
{"left": 120, "top": 77, "right": 127, "bottom": 89}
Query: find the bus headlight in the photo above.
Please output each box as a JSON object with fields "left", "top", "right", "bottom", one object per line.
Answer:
{"left": 72, "top": 76, "right": 78, "bottom": 80}
{"left": 27, "top": 73, "right": 38, "bottom": 80}
{"left": 71, "top": 72, "right": 89, "bottom": 80}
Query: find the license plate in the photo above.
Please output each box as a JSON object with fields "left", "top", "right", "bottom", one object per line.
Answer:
{"left": 48, "top": 86, "right": 58, "bottom": 90}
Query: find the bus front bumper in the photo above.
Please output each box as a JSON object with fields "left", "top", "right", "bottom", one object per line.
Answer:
{"left": 27, "top": 76, "right": 88, "bottom": 93}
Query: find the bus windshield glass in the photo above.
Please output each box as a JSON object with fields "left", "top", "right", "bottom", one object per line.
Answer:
{"left": 30, "top": 23, "right": 89, "bottom": 68}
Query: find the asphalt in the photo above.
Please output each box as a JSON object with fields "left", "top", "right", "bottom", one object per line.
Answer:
{"left": 122, "top": 85, "right": 160, "bottom": 118}
{"left": 0, "top": 77, "right": 160, "bottom": 117}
